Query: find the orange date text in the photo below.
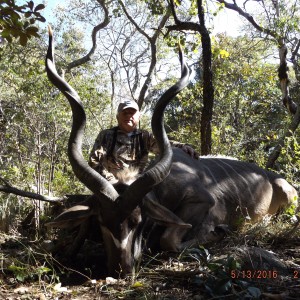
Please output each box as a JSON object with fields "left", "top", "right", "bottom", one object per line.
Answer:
{"left": 230, "top": 270, "right": 278, "bottom": 279}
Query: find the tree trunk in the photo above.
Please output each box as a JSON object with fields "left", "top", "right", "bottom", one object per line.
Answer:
{"left": 198, "top": 0, "right": 214, "bottom": 155}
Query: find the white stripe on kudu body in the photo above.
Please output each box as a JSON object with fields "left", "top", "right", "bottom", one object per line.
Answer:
{"left": 200, "top": 157, "right": 274, "bottom": 219}
{"left": 206, "top": 159, "right": 246, "bottom": 204}
{"left": 213, "top": 158, "right": 255, "bottom": 201}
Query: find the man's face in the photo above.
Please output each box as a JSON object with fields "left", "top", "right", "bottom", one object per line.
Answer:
{"left": 117, "top": 108, "right": 140, "bottom": 133}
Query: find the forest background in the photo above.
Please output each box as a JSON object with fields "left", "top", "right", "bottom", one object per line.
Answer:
{"left": 1, "top": 0, "right": 299, "bottom": 224}
{"left": 0, "top": 0, "right": 299, "bottom": 234}
{"left": 0, "top": 0, "right": 300, "bottom": 297}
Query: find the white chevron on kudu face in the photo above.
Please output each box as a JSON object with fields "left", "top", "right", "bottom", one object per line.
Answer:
{"left": 101, "top": 226, "right": 133, "bottom": 250}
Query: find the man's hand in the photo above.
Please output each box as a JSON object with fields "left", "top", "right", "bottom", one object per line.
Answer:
{"left": 181, "top": 145, "right": 199, "bottom": 159}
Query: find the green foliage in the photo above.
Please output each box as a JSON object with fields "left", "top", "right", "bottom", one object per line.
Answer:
{"left": 143, "top": 0, "right": 166, "bottom": 15}
{"left": 0, "top": 0, "right": 45, "bottom": 45}
{"left": 0, "top": 26, "right": 113, "bottom": 229}
{"left": 8, "top": 263, "right": 52, "bottom": 282}
{"left": 275, "top": 132, "right": 300, "bottom": 198}
{"left": 255, "top": 0, "right": 300, "bottom": 40}
{"left": 280, "top": 132, "right": 300, "bottom": 166}
{"left": 178, "top": 246, "right": 270, "bottom": 299}
{"left": 163, "top": 35, "right": 288, "bottom": 163}
{"left": 211, "top": 35, "right": 283, "bottom": 160}
{"left": 165, "top": 81, "right": 202, "bottom": 149}
{"left": 205, "top": 255, "right": 240, "bottom": 296}
{"left": 284, "top": 202, "right": 298, "bottom": 217}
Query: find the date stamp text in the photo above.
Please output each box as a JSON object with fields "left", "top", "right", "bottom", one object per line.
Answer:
{"left": 230, "top": 270, "right": 299, "bottom": 279}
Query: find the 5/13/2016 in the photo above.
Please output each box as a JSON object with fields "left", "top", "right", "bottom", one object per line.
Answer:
{"left": 230, "top": 269, "right": 299, "bottom": 279}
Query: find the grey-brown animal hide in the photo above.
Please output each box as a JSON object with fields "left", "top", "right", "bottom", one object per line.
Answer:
{"left": 146, "top": 148, "right": 298, "bottom": 251}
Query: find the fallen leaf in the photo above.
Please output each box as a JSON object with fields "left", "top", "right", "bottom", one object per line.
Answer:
{"left": 132, "top": 281, "right": 144, "bottom": 288}
{"left": 13, "top": 286, "right": 29, "bottom": 294}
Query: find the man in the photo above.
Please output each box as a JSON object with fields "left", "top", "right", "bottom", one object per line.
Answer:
{"left": 89, "top": 100, "right": 199, "bottom": 183}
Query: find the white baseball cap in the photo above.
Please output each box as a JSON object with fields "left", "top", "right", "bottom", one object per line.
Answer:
{"left": 117, "top": 100, "right": 139, "bottom": 113}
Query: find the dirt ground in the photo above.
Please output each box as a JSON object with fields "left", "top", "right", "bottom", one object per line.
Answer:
{"left": 0, "top": 218, "right": 300, "bottom": 300}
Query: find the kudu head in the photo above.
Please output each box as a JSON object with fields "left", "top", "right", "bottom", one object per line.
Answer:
{"left": 45, "top": 26, "right": 191, "bottom": 276}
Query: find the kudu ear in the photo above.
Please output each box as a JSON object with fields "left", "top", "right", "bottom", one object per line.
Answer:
{"left": 46, "top": 205, "right": 92, "bottom": 229}
{"left": 143, "top": 197, "right": 192, "bottom": 228}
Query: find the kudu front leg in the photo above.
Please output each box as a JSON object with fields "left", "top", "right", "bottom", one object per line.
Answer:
{"left": 64, "top": 219, "right": 91, "bottom": 257}
{"left": 160, "top": 188, "right": 216, "bottom": 251}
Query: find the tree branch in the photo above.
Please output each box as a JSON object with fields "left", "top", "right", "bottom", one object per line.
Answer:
{"left": 66, "top": 0, "right": 110, "bottom": 71}
{"left": 216, "top": 0, "right": 275, "bottom": 37}
{"left": 117, "top": 0, "right": 151, "bottom": 42}
{"left": 166, "top": 0, "right": 201, "bottom": 33}
{"left": 118, "top": 0, "right": 171, "bottom": 108}
{"left": 291, "top": 38, "right": 300, "bottom": 64}
{"left": 0, "top": 178, "right": 67, "bottom": 203}
{"left": 278, "top": 40, "right": 297, "bottom": 114}
{"left": 0, "top": 176, "right": 93, "bottom": 204}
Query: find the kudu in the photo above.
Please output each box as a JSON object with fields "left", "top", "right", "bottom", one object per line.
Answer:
{"left": 45, "top": 26, "right": 190, "bottom": 276}
{"left": 46, "top": 27, "right": 298, "bottom": 277}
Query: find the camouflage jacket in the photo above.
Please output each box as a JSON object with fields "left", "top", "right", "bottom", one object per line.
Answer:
{"left": 89, "top": 126, "right": 184, "bottom": 182}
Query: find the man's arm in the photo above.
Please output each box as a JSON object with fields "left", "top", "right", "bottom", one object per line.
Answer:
{"left": 88, "top": 130, "right": 107, "bottom": 169}
{"left": 147, "top": 132, "right": 199, "bottom": 159}
{"left": 170, "top": 140, "right": 199, "bottom": 159}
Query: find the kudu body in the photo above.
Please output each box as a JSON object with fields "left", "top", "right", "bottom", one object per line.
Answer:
{"left": 145, "top": 148, "right": 298, "bottom": 251}
{"left": 46, "top": 28, "right": 298, "bottom": 277}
